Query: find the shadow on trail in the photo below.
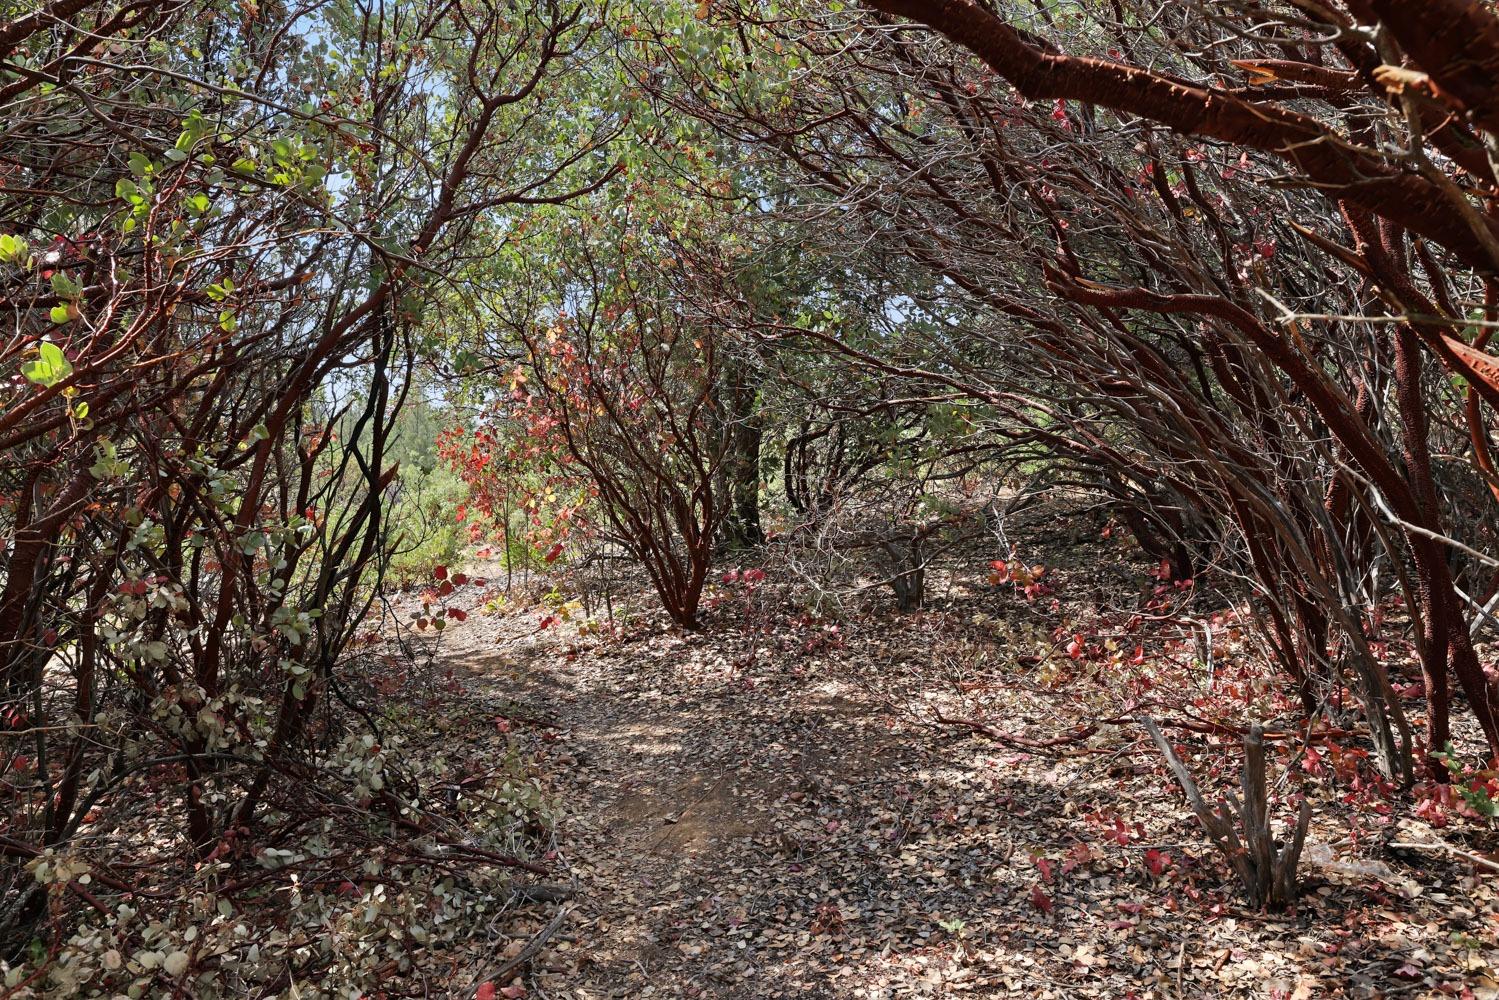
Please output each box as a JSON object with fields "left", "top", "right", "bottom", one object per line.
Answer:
{"left": 442, "top": 605, "right": 1476, "bottom": 999}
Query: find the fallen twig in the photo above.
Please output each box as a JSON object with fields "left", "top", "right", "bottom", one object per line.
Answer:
{"left": 1389, "top": 839, "right": 1499, "bottom": 873}
{"left": 929, "top": 707, "right": 1099, "bottom": 750}
{"left": 1103, "top": 715, "right": 1357, "bottom": 744}
{"left": 475, "top": 903, "right": 570, "bottom": 989}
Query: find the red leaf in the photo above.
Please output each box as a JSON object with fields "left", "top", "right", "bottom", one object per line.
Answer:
{"left": 452, "top": 572, "right": 469, "bottom": 585}
{"left": 543, "top": 542, "right": 565, "bottom": 564}
{"left": 1033, "top": 855, "right": 1054, "bottom": 882}
{"left": 476, "top": 984, "right": 496, "bottom": 1000}
{"left": 447, "top": 607, "right": 467, "bottom": 622}
{"left": 1029, "top": 883, "right": 1053, "bottom": 914}
{"left": 433, "top": 565, "right": 448, "bottom": 580}
{"left": 1302, "top": 746, "right": 1326, "bottom": 777}
{"left": 1145, "top": 848, "right": 1171, "bottom": 876}
{"left": 1063, "top": 842, "right": 1091, "bottom": 874}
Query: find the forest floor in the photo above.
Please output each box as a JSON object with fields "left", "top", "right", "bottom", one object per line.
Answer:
{"left": 399, "top": 525, "right": 1499, "bottom": 1000}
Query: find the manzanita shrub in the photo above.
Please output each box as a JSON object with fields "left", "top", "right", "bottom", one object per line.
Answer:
{"left": 438, "top": 389, "right": 598, "bottom": 584}
{"left": 633, "top": 0, "right": 1499, "bottom": 785}
{"left": 0, "top": 0, "right": 615, "bottom": 991}
{"left": 447, "top": 212, "right": 749, "bottom": 629}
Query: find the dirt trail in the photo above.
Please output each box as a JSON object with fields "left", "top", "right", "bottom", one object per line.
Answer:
{"left": 450, "top": 605, "right": 932, "bottom": 998}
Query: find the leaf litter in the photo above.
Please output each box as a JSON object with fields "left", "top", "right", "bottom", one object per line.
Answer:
{"left": 417, "top": 530, "right": 1499, "bottom": 999}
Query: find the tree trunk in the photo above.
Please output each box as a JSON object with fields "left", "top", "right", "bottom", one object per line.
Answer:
{"left": 718, "top": 361, "right": 764, "bottom": 550}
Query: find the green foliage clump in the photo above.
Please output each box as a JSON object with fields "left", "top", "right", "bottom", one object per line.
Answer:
{"left": 386, "top": 463, "right": 468, "bottom": 587}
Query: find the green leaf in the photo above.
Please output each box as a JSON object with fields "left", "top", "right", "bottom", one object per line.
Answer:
{"left": 49, "top": 304, "right": 72, "bottom": 324}
{"left": 21, "top": 340, "right": 72, "bottom": 386}
{"left": 0, "top": 234, "right": 27, "bottom": 263}
{"left": 50, "top": 272, "right": 79, "bottom": 298}
{"left": 163, "top": 148, "right": 188, "bottom": 163}
{"left": 90, "top": 440, "right": 125, "bottom": 478}
{"left": 38, "top": 341, "right": 68, "bottom": 375}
